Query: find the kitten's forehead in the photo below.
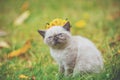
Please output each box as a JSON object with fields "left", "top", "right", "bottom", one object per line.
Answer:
{"left": 48, "top": 26, "right": 65, "bottom": 32}
{"left": 45, "top": 26, "right": 67, "bottom": 37}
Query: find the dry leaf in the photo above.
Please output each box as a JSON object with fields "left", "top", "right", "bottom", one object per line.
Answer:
{"left": 14, "top": 10, "right": 30, "bottom": 26}
{"left": 19, "top": 74, "right": 29, "bottom": 79}
{"left": 7, "top": 39, "right": 31, "bottom": 58}
{"left": 0, "top": 41, "right": 10, "bottom": 48}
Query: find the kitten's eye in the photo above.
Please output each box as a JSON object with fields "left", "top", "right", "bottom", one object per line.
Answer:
{"left": 48, "top": 36, "right": 53, "bottom": 40}
{"left": 58, "top": 33, "right": 64, "bottom": 38}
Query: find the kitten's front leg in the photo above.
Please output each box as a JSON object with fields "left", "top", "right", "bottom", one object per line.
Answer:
{"left": 65, "top": 67, "right": 73, "bottom": 76}
{"left": 59, "top": 65, "right": 65, "bottom": 74}
{"left": 64, "top": 58, "right": 76, "bottom": 76}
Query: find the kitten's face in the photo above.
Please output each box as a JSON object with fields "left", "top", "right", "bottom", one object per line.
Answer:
{"left": 38, "top": 22, "right": 71, "bottom": 49}
{"left": 44, "top": 27, "right": 71, "bottom": 49}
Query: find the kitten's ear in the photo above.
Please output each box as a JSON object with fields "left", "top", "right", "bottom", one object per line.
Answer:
{"left": 63, "top": 21, "right": 71, "bottom": 31}
{"left": 38, "top": 30, "right": 46, "bottom": 38}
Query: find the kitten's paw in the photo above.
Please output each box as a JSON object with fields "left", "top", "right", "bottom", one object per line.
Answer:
{"left": 65, "top": 72, "right": 73, "bottom": 77}
{"left": 58, "top": 73, "right": 64, "bottom": 79}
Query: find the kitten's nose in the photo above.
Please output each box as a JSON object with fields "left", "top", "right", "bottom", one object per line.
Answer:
{"left": 54, "top": 36, "right": 58, "bottom": 42}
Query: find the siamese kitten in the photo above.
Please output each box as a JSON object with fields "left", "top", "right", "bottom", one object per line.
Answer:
{"left": 38, "top": 22, "right": 103, "bottom": 76}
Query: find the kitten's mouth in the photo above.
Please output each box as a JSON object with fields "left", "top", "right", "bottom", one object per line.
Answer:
{"left": 51, "top": 42, "right": 65, "bottom": 49}
{"left": 53, "top": 41, "right": 61, "bottom": 46}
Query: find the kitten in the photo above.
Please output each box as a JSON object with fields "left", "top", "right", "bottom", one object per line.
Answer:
{"left": 38, "top": 22, "right": 104, "bottom": 76}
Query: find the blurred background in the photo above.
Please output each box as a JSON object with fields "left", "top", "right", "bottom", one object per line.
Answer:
{"left": 0, "top": 0, "right": 120, "bottom": 80}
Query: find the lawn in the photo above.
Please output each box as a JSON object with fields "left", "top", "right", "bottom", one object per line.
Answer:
{"left": 0, "top": 0, "right": 120, "bottom": 80}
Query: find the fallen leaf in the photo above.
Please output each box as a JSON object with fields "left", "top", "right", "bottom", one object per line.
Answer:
{"left": 0, "top": 41, "right": 10, "bottom": 48}
{"left": 14, "top": 10, "right": 30, "bottom": 26}
{"left": 7, "top": 39, "right": 31, "bottom": 58}
{"left": 75, "top": 20, "right": 86, "bottom": 28}
{"left": 19, "top": 74, "right": 29, "bottom": 79}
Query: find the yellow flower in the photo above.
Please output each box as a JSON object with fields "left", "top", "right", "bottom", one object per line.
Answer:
{"left": 19, "top": 74, "right": 29, "bottom": 79}
{"left": 75, "top": 20, "right": 86, "bottom": 28}
{"left": 45, "top": 18, "right": 67, "bottom": 29}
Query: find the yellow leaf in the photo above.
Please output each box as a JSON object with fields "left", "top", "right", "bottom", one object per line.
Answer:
{"left": 19, "top": 74, "right": 29, "bottom": 79}
{"left": 75, "top": 20, "right": 86, "bottom": 28}
{"left": 45, "top": 18, "right": 67, "bottom": 29}
{"left": 7, "top": 39, "right": 31, "bottom": 58}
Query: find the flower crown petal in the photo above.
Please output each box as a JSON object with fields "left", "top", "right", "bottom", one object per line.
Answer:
{"left": 45, "top": 18, "right": 67, "bottom": 29}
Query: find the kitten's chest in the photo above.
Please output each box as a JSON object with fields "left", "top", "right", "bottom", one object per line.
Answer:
{"left": 50, "top": 49, "right": 68, "bottom": 62}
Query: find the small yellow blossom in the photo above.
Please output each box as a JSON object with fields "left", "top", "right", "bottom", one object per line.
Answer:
{"left": 45, "top": 18, "right": 67, "bottom": 29}
{"left": 75, "top": 20, "right": 86, "bottom": 28}
{"left": 19, "top": 74, "right": 29, "bottom": 79}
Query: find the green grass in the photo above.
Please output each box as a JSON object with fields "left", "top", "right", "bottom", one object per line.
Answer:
{"left": 0, "top": 0, "right": 120, "bottom": 80}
